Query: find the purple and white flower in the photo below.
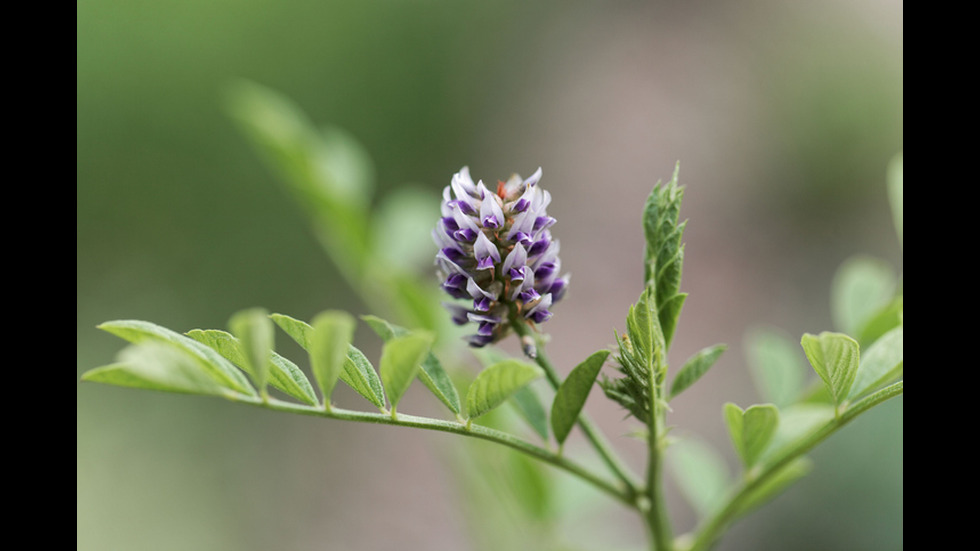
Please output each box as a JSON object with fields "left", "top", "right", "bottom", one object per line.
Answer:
{"left": 434, "top": 166, "right": 569, "bottom": 347}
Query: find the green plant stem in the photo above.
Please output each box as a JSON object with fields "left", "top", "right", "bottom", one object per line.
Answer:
{"left": 237, "top": 394, "right": 634, "bottom": 507}
{"left": 685, "top": 380, "right": 904, "bottom": 551}
{"left": 645, "top": 400, "right": 673, "bottom": 551}
{"left": 509, "top": 318, "right": 644, "bottom": 499}
{"left": 645, "top": 337, "right": 673, "bottom": 551}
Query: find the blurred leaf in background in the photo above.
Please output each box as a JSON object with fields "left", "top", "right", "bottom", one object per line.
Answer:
{"left": 78, "top": 1, "right": 901, "bottom": 550}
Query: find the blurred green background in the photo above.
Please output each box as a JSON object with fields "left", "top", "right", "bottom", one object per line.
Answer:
{"left": 77, "top": 1, "right": 902, "bottom": 550}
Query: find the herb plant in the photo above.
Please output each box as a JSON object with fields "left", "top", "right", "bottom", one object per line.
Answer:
{"left": 80, "top": 82, "right": 903, "bottom": 551}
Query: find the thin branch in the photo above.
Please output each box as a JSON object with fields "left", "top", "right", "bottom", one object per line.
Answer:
{"left": 685, "top": 381, "right": 904, "bottom": 551}
{"left": 508, "top": 317, "right": 644, "bottom": 499}
{"left": 238, "top": 395, "right": 636, "bottom": 507}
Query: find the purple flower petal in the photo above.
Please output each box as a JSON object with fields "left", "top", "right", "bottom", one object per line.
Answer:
{"left": 509, "top": 266, "right": 529, "bottom": 283}
{"left": 549, "top": 275, "right": 570, "bottom": 302}
{"left": 441, "top": 247, "right": 467, "bottom": 263}
{"left": 511, "top": 270, "right": 535, "bottom": 301}
{"left": 452, "top": 167, "right": 477, "bottom": 197}
{"left": 476, "top": 321, "right": 496, "bottom": 337}
{"left": 520, "top": 288, "right": 541, "bottom": 303}
{"left": 473, "top": 231, "right": 501, "bottom": 270}
{"left": 525, "top": 293, "right": 553, "bottom": 323}
{"left": 527, "top": 237, "right": 561, "bottom": 269}
{"left": 507, "top": 209, "right": 536, "bottom": 241}
{"left": 436, "top": 250, "right": 467, "bottom": 276}
{"left": 527, "top": 237, "right": 550, "bottom": 257}
{"left": 441, "top": 274, "right": 470, "bottom": 299}
{"left": 481, "top": 193, "right": 505, "bottom": 229}
{"left": 441, "top": 216, "right": 459, "bottom": 235}
{"left": 433, "top": 227, "right": 454, "bottom": 250}
{"left": 441, "top": 186, "right": 454, "bottom": 217}
{"left": 466, "top": 334, "right": 494, "bottom": 347}
{"left": 466, "top": 277, "right": 498, "bottom": 301}
{"left": 475, "top": 180, "right": 491, "bottom": 200}
{"left": 467, "top": 312, "right": 502, "bottom": 324}
{"left": 442, "top": 302, "right": 472, "bottom": 325}
{"left": 533, "top": 189, "right": 552, "bottom": 212}
{"left": 453, "top": 228, "right": 477, "bottom": 242}
{"left": 502, "top": 243, "right": 527, "bottom": 275}
{"left": 528, "top": 308, "right": 553, "bottom": 324}
{"left": 533, "top": 216, "right": 556, "bottom": 232}
{"left": 451, "top": 199, "right": 477, "bottom": 216}
{"left": 510, "top": 198, "right": 530, "bottom": 213}
{"left": 453, "top": 204, "right": 481, "bottom": 234}
{"left": 510, "top": 231, "right": 532, "bottom": 247}
{"left": 535, "top": 262, "right": 556, "bottom": 281}
{"left": 523, "top": 167, "right": 542, "bottom": 188}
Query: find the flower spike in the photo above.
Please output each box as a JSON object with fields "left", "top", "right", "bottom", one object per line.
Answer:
{"left": 433, "top": 166, "right": 568, "bottom": 347}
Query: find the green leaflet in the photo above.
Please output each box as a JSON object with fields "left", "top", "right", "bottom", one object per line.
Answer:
{"left": 310, "top": 311, "right": 356, "bottom": 406}
{"left": 642, "top": 162, "right": 687, "bottom": 349}
{"left": 847, "top": 326, "right": 903, "bottom": 402}
{"left": 224, "top": 79, "right": 373, "bottom": 206}
{"left": 503, "top": 451, "right": 553, "bottom": 522}
{"left": 270, "top": 312, "right": 314, "bottom": 349}
{"left": 380, "top": 331, "right": 435, "bottom": 410}
{"left": 668, "top": 437, "right": 731, "bottom": 518}
{"left": 370, "top": 188, "right": 441, "bottom": 273}
{"left": 224, "top": 81, "right": 374, "bottom": 278}
{"left": 669, "top": 344, "right": 726, "bottom": 400}
{"left": 724, "top": 403, "right": 779, "bottom": 468}
{"left": 603, "top": 286, "right": 667, "bottom": 424}
{"left": 856, "top": 295, "right": 903, "bottom": 347}
{"left": 228, "top": 308, "right": 274, "bottom": 395}
{"left": 387, "top": 274, "right": 447, "bottom": 344}
{"left": 768, "top": 403, "right": 835, "bottom": 453}
{"left": 472, "top": 346, "right": 548, "bottom": 438}
{"left": 744, "top": 328, "right": 805, "bottom": 408}
{"left": 82, "top": 342, "right": 229, "bottom": 397}
{"left": 362, "top": 315, "right": 461, "bottom": 414}
{"left": 511, "top": 385, "right": 549, "bottom": 441}
{"left": 831, "top": 256, "right": 898, "bottom": 338}
{"left": 734, "top": 457, "right": 812, "bottom": 518}
{"left": 659, "top": 292, "right": 687, "bottom": 351}
{"left": 800, "top": 332, "right": 860, "bottom": 406}
{"left": 97, "top": 320, "right": 256, "bottom": 396}
{"left": 551, "top": 350, "right": 610, "bottom": 445}
{"left": 467, "top": 360, "right": 543, "bottom": 420}
{"left": 643, "top": 163, "right": 684, "bottom": 285}
{"left": 361, "top": 314, "right": 401, "bottom": 341}
{"left": 272, "top": 312, "right": 386, "bottom": 409}
{"left": 653, "top": 231, "right": 685, "bottom": 314}
{"left": 627, "top": 288, "right": 656, "bottom": 367}
{"left": 342, "top": 345, "right": 387, "bottom": 411}
{"left": 186, "top": 329, "right": 318, "bottom": 406}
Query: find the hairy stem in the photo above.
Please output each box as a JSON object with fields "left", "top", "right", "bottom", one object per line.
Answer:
{"left": 509, "top": 317, "right": 644, "bottom": 499}
{"left": 646, "top": 336, "right": 673, "bottom": 551}
{"left": 645, "top": 405, "right": 673, "bottom": 551}
{"left": 685, "top": 381, "right": 904, "bottom": 551}
{"left": 237, "top": 394, "right": 635, "bottom": 506}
